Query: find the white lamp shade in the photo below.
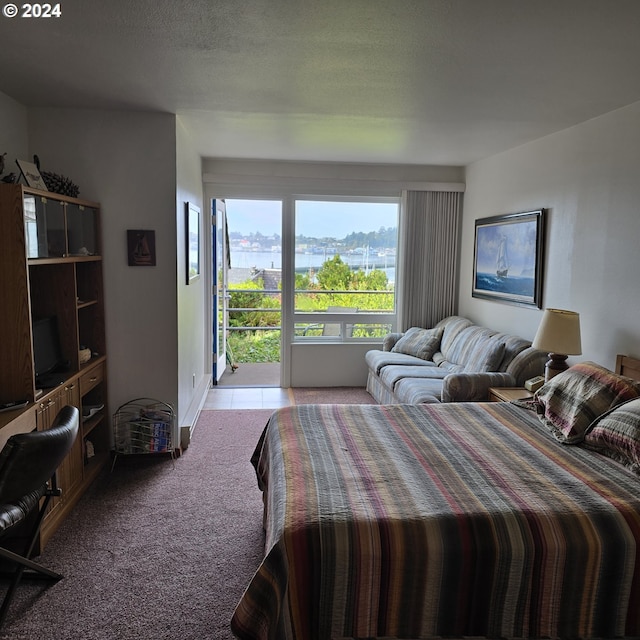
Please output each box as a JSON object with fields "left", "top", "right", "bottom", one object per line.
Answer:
{"left": 532, "top": 308, "right": 582, "bottom": 355}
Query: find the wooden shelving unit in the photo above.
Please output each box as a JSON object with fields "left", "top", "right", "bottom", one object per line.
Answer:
{"left": 0, "top": 183, "right": 109, "bottom": 549}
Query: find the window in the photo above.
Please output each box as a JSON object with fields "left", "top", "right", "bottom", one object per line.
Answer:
{"left": 294, "top": 198, "right": 398, "bottom": 340}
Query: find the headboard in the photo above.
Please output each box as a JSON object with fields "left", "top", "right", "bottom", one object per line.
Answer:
{"left": 616, "top": 354, "right": 640, "bottom": 381}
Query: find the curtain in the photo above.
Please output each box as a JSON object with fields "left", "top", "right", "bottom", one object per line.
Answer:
{"left": 398, "top": 190, "right": 463, "bottom": 330}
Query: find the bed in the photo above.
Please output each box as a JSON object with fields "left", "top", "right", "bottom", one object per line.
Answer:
{"left": 231, "top": 356, "right": 640, "bottom": 639}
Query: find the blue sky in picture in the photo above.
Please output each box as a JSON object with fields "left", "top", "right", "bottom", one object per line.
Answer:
{"left": 475, "top": 219, "right": 538, "bottom": 277}
{"left": 225, "top": 199, "right": 398, "bottom": 239}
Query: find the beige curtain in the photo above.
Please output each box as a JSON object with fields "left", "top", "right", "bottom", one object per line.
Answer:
{"left": 398, "top": 190, "right": 463, "bottom": 330}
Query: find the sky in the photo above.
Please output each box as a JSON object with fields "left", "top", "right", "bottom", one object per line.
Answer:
{"left": 476, "top": 218, "right": 538, "bottom": 275}
{"left": 224, "top": 199, "right": 398, "bottom": 239}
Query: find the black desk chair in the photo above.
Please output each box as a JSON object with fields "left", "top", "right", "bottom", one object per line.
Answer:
{"left": 0, "top": 405, "right": 79, "bottom": 627}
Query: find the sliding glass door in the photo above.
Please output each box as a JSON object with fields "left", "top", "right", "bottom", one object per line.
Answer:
{"left": 208, "top": 191, "right": 399, "bottom": 387}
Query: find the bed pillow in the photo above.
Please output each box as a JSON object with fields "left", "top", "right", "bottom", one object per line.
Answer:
{"left": 391, "top": 326, "right": 443, "bottom": 361}
{"left": 534, "top": 361, "right": 640, "bottom": 443}
{"left": 583, "top": 398, "right": 640, "bottom": 473}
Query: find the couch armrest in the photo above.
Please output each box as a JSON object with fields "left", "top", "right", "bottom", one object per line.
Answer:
{"left": 442, "top": 372, "right": 517, "bottom": 402}
{"left": 506, "top": 346, "right": 548, "bottom": 386}
{"left": 383, "top": 332, "right": 404, "bottom": 352}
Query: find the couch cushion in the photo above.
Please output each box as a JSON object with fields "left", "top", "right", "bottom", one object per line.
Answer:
{"left": 435, "top": 360, "right": 466, "bottom": 373}
{"left": 380, "top": 364, "right": 449, "bottom": 390}
{"left": 365, "top": 350, "right": 436, "bottom": 375}
{"left": 463, "top": 337, "right": 506, "bottom": 373}
{"left": 443, "top": 325, "right": 498, "bottom": 368}
{"left": 435, "top": 316, "right": 474, "bottom": 356}
{"left": 390, "top": 326, "right": 443, "bottom": 360}
{"left": 393, "top": 377, "right": 443, "bottom": 403}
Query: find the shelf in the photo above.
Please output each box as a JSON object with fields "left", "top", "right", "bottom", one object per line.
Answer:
{"left": 82, "top": 413, "right": 104, "bottom": 437}
{"left": 28, "top": 255, "right": 102, "bottom": 266}
{"left": 0, "top": 183, "right": 108, "bottom": 551}
{"left": 77, "top": 299, "right": 98, "bottom": 309}
{"left": 79, "top": 355, "right": 106, "bottom": 372}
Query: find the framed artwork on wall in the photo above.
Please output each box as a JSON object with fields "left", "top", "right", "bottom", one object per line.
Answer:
{"left": 127, "top": 230, "right": 156, "bottom": 266}
{"left": 472, "top": 209, "right": 545, "bottom": 308}
{"left": 185, "top": 202, "right": 200, "bottom": 284}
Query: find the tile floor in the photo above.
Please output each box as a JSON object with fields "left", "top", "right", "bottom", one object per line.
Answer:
{"left": 203, "top": 386, "right": 293, "bottom": 410}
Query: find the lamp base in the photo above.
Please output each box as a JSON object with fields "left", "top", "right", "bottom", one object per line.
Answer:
{"left": 544, "top": 353, "right": 569, "bottom": 382}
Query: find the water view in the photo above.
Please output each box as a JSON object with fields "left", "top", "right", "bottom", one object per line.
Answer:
{"left": 230, "top": 248, "right": 397, "bottom": 283}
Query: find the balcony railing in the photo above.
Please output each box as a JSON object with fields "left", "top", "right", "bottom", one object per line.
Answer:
{"left": 226, "top": 288, "right": 395, "bottom": 340}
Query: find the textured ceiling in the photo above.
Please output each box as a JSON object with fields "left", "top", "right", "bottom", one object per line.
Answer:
{"left": 2, "top": 0, "right": 640, "bottom": 165}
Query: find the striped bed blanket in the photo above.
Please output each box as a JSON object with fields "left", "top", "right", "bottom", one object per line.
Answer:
{"left": 231, "top": 402, "right": 640, "bottom": 639}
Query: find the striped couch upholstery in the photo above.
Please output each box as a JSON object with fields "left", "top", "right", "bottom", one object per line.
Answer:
{"left": 366, "top": 315, "right": 547, "bottom": 404}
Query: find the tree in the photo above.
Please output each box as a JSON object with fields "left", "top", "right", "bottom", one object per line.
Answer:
{"left": 365, "top": 269, "right": 388, "bottom": 290}
{"left": 295, "top": 272, "right": 312, "bottom": 290}
{"left": 316, "top": 255, "right": 352, "bottom": 292}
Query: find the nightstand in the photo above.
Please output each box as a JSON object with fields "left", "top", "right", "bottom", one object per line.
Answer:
{"left": 488, "top": 387, "right": 534, "bottom": 402}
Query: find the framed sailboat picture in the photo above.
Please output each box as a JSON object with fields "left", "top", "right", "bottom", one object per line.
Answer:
{"left": 127, "top": 229, "right": 156, "bottom": 266}
{"left": 472, "top": 210, "right": 545, "bottom": 308}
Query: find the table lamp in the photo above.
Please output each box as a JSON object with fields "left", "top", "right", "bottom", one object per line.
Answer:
{"left": 532, "top": 308, "right": 582, "bottom": 381}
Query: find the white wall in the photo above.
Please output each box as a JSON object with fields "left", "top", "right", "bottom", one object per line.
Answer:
{"left": 176, "top": 117, "right": 207, "bottom": 442}
{"left": 0, "top": 100, "right": 209, "bottom": 444}
{"left": 0, "top": 91, "right": 28, "bottom": 176}
{"left": 27, "top": 108, "right": 182, "bottom": 426}
{"left": 460, "top": 101, "right": 640, "bottom": 371}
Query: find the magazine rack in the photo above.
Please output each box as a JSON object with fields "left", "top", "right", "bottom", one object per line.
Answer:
{"left": 112, "top": 398, "right": 175, "bottom": 469}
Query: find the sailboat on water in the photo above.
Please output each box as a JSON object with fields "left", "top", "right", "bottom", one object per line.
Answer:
{"left": 496, "top": 235, "right": 509, "bottom": 278}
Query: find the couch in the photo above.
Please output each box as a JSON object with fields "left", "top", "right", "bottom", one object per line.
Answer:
{"left": 366, "top": 315, "right": 547, "bottom": 404}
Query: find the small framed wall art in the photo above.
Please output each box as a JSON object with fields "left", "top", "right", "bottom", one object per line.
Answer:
{"left": 127, "top": 230, "right": 156, "bottom": 266}
{"left": 472, "top": 209, "right": 545, "bottom": 308}
{"left": 185, "top": 202, "right": 200, "bottom": 284}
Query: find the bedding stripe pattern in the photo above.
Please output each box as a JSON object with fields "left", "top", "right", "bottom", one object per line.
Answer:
{"left": 231, "top": 402, "right": 640, "bottom": 640}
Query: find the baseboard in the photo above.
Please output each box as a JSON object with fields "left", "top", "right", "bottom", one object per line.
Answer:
{"left": 180, "top": 374, "right": 211, "bottom": 449}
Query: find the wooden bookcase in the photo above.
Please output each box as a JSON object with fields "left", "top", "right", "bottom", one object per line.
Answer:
{"left": 0, "top": 184, "right": 109, "bottom": 549}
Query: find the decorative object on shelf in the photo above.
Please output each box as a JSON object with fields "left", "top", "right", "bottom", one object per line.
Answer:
{"left": 15, "top": 159, "right": 49, "bottom": 191}
{"left": 473, "top": 209, "right": 545, "bottom": 308}
{"left": 79, "top": 347, "right": 92, "bottom": 364}
{"left": 32, "top": 154, "right": 80, "bottom": 197}
{"left": 532, "top": 308, "right": 582, "bottom": 381}
{"left": 185, "top": 201, "right": 201, "bottom": 284}
{"left": 40, "top": 170, "right": 80, "bottom": 198}
{"left": 1, "top": 153, "right": 17, "bottom": 182}
{"left": 127, "top": 229, "right": 156, "bottom": 266}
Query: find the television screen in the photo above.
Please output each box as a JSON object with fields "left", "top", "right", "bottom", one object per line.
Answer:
{"left": 32, "top": 316, "right": 64, "bottom": 380}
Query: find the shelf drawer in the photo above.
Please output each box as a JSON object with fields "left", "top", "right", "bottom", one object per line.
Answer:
{"left": 80, "top": 362, "right": 104, "bottom": 396}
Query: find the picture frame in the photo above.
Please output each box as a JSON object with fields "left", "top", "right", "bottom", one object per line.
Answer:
{"left": 472, "top": 209, "right": 545, "bottom": 308}
{"left": 127, "top": 230, "right": 156, "bottom": 266}
{"left": 185, "top": 202, "right": 200, "bottom": 284}
{"left": 16, "top": 159, "right": 49, "bottom": 191}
